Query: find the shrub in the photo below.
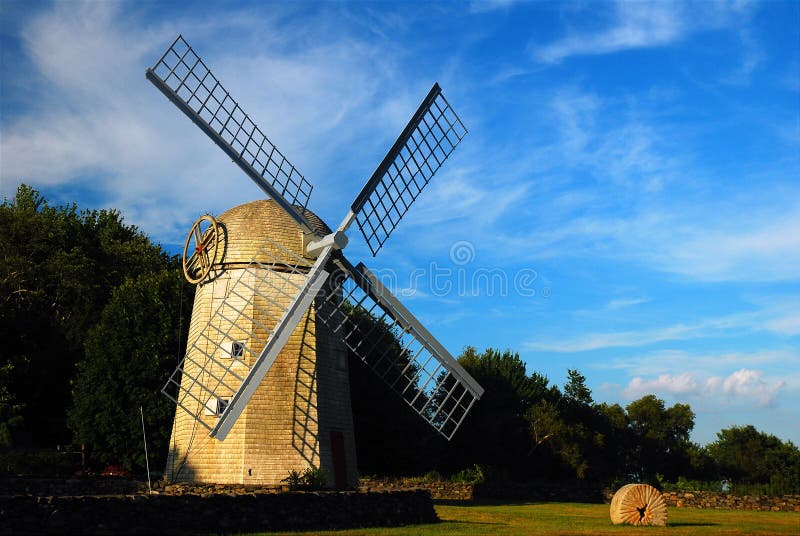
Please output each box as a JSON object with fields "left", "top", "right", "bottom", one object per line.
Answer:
{"left": 281, "top": 467, "right": 329, "bottom": 491}
{"left": 450, "top": 464, "right": 487, "bottom": 484}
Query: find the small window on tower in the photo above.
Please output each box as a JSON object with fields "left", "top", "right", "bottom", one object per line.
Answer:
{"left": 203, "top": 397, "right": 230, "bottom": 417}
{"left": 222, "top": 341, "right": 245, "bottom": 360}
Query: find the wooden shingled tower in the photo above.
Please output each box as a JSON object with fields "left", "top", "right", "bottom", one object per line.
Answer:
{"left": 165, "top": 200, "right": 357, "bottom": 486}
{"left": 148, "top": 35, "right": 485, "bottom": 488}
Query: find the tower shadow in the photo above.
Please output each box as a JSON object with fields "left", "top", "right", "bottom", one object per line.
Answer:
{"left": 291, "top": 312, "right": 320, "bottom": 467}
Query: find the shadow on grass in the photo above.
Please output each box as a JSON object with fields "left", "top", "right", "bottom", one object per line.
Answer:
{"left": 437, "top": 519, "right": 508, "bottom": 527}
{"left": 434, "top": 498, "right": 580, "bottom": 507}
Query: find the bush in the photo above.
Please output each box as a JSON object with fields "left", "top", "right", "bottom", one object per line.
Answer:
{"left": 660, "top": 475, "right": 799, "bottom": 496}
{"left": 450, "top": 464, "right": 486, "bottom": 484}
{"left": 281, "top": 467, "right": 329, "bottom": 491}
{"left": 0, "top": 447, "right": 82, "bottom": 477}
{"left": 660, "top": 476, "right": 723, "bottom": 492}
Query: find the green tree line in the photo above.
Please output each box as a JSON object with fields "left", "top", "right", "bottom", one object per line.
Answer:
{"left": 351, "top": 347, "right": 799, "bottom": 493}
{"left": 2, "top": 186, "right": 798, "bottom": 494}
{"left": 1, "top": 185, "right": 193, "bottom": 472}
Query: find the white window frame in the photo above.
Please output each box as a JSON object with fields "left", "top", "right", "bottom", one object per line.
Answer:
{"left": 203, "top": 397, "right": 230, "bottom": 417}
{"left": 221, "top": 340, "right": 245, "bottom": 360}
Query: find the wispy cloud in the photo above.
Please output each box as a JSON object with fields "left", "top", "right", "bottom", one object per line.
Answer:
{"left": 533, "top": 2, "right": 685, "bottom": 64}
{"left": 486, "top": 81, "right": 800, "bottom": 282}
{"left": 531, "top": 1, "right": 752, "bottom": 64}
{"left": 624, "top": 368, "right": 787, "bottom": 408}
{"left": 526, "top": 305, "right": 800, "bottom": 353}
{"left": 598, "top": 348, "right": 797, "bottom": 377}
{"left": 720, "top": 27, "right": 764, "bottom": 85}
{"left": 607, "top": 297, "right": 649, "bottom": 310}
{"left": 0, "top": 2, "right": 411, "bottom": 244}
{"left": 469, "top": 0, "right": 519, "bottom": 15}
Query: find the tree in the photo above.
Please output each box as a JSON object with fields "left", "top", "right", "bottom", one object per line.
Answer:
{"left": 564, "top": 369, "right": 593, "bottom": 405}
{"left": 344, "top": 303, "right": 443, "bottom": 475}
{"left": 442, "top": 347, "right": 553, "bottom": 477}
{"left": 1, "top": 184, "right": 174, "bottom": 447}
{"left": 525, "top": 371, "right": 625, "bottom": 481}
{"left": 68, "top": 269, "right": 193, "bottom": 471}
{"left": 708, "top": 425, "right": 800, "bottom": 486}
{"left": 0, "top": 361, "right": 24, "bottom": 447}
{"left": 626, "top": 395, "right": 694, "bottom": 481}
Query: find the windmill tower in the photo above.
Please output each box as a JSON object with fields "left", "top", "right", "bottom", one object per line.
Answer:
{"left": 147, "top": 36, "right": 485, "bottom": 488}
{"left": 165, "top": 201, "right": 358, "bottom": 486}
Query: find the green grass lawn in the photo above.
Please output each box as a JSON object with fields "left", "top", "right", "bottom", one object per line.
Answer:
{"left": 260, "top": 501, "right": 799, "bottom": 536}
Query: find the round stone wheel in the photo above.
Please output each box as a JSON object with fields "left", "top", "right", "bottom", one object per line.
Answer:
{"left": 610, "top": 484, "right": 668, "bottom": 526}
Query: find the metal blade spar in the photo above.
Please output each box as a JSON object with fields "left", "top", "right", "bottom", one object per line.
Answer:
{"left": 317, "top": 257, "right": 484, "bottom": 439}
{"left": 343, "top": 83, "right": 468, "bottom": 255}
{"left": 146, "top": 35, "right": 317, "bottom": 236}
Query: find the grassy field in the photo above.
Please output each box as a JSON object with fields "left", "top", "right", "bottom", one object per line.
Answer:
{"left": 262, "top": 500, "right": 799, "bottom": 536}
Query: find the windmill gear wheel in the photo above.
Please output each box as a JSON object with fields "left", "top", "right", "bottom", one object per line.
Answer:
{"left": 182, "top": 214, "right": 220, "bottom": 284}
{"left": 610, "top": 484, "right": 668, "bottom": 526}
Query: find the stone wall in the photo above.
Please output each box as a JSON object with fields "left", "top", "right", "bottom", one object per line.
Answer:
{"left": 360, "top": 477, "right": 606, "bottom": 503}
{"left": 360, "top": 477, "right": 474, "bottom": 500}
{"left": 0, "top": 476, "right": 145, "bottom": 497}
{"left": 359, "top": 478, "right": 800, "bottom": 512}
{"left": 661, "top": 490, "right": 800, "bottom": 512}
{"left": 0, "top": 490, "right": 436, "bottom": 535}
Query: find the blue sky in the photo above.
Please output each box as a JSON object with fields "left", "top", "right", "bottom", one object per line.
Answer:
{"left": 1, "top": 0, "right": 798, "bottom": 446}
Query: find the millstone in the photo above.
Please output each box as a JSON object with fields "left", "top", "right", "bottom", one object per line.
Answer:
{"left": 609, "top": 483, "right": 668, "bottom": 526}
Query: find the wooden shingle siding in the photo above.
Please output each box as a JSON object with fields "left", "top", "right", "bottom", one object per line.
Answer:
{"left": 165, "top": 200, "right": 357, "bottom": 487}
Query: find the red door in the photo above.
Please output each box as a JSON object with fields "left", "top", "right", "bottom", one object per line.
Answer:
{"left": 330, "top": 430, "right": 347, "bottom": 489}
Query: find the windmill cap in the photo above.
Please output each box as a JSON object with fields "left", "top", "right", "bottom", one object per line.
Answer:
{"left": 214, "top": 199, "right": 331, "bottom": 268}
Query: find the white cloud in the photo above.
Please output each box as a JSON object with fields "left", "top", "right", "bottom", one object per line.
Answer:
{"left": 469, "top": 0, "right": 519, "bottom": 15}
{"left": 624, "top": 368, "right": 786, "bottom": 408}
{"left": 607, "top": 297, "right": 649, "bottom": 310}
{"left": 763, "top": 315, "right": 800, "bottom": 336}
{"left": 526, "top": 305, "right": 799, "bottom": 353}
{"left": 531, "top": 1, "right": 752, "bottom": 64}
{"left": 0, "top": 2, "right": 410, "bottom": 244}
{"left": 624, "top": 372, "right": 698, "bottom": 397}
{"left": 719, "top": 368, "right": 785, "bottom": 407}
{"left": 599, "top": 348, "right": 797, "bottom": 377}
{"left": 490, "top": 83, "right": 800, "bottom": 283}
{"left": 534, "top": 2, "right": 684, "bottom": 63}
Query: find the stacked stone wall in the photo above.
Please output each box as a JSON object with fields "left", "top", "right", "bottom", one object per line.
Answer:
{"left": 660, "top": 490, "right": 800, "bottom": 512}
{"left": 358, "top": 478, "right": 800, "bottom": 512}
{"left": 0, "top": 490, "right": 436, "bottom": 535}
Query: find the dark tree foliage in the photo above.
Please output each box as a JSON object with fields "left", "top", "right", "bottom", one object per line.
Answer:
{"left": 626, "top": 395, "right": 694, "bottom": 481}
{"left": 708, "top": 425, "right": 800, "bottom": 485}
{"left": 68, "top": 270, "right": 193, "bottom": 471}
{"left": 564, "top": 369, "right": 593, "bottom": 405}
{"left": 343, "top": 304, "right": 444, "bottom": 476}
{"left": 0, "top": 362, "right": 24, "bottom": 447}
{"left": 526, "top": 371, "right": 625, "bottom": 480}
{"left": 1, "top": 185, "right": 172, "bottom": 447}
{"left": 440, "top": 347, "right": 553, "bottom": 478}
{"left": 590, "top": 402, "right": 630, "bottom": 480}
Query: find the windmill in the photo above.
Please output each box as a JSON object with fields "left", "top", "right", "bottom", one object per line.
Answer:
{"left": 147, "top": 36, "right": 484, "bottom": 486}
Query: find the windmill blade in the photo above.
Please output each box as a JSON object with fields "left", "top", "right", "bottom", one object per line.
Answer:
{"left": 163, "top": 233, "right": 333, "bottom": 441}
{"left": 346, "top": 83, "right": 467, "bottom": 255}
{"left": 317, "top": 256, "right": 484, "bottom": 440}
{"left": 146, "top": 35, "right": 317, "bottom": 235}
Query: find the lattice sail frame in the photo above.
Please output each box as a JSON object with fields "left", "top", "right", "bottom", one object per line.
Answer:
{"left": 148, "top": 34, "right": 483, "bottom": 442}
{"left": 350, "top": 84, "right": 468, "bottom": 256}
{"left": 146, "top": 35, "right": 314, "bottom": 226}
{"left": 317, "top": 259, "right": 484, "bottom": 439}
{"left": 163, "top": 234, "right": 329, "bottom": 438}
